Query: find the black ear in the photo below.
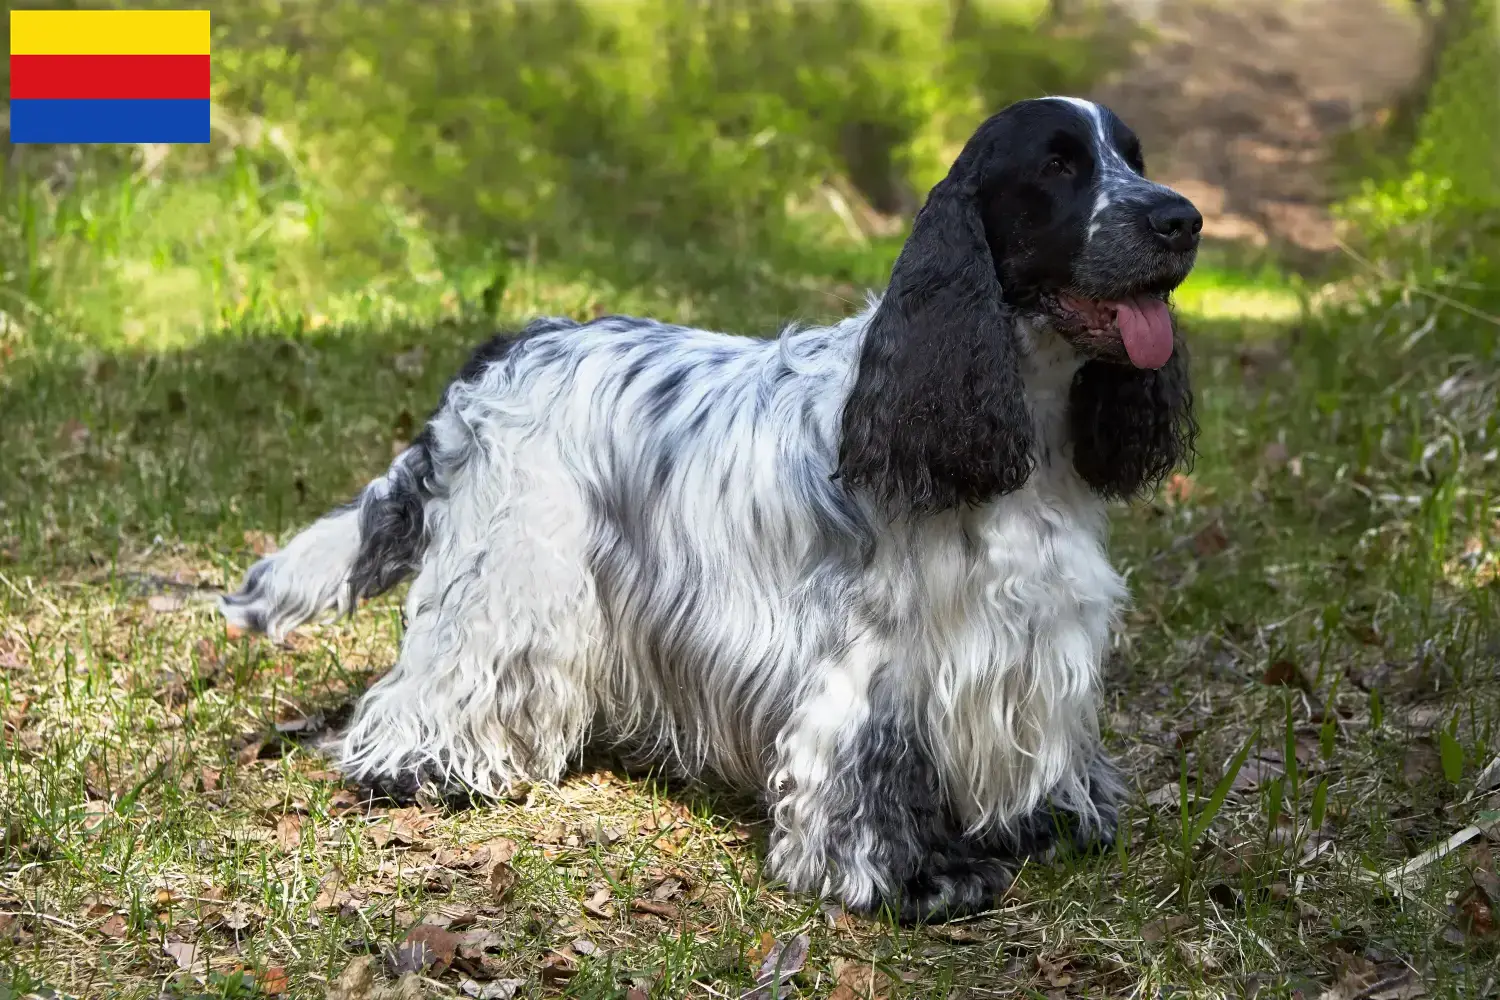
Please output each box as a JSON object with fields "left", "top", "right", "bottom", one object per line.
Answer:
{"left": 1069, "top": 335, "right": 1197, "bottom": 500}
{"left": 836, "top": 176, "right": 1034, "bottom": 515}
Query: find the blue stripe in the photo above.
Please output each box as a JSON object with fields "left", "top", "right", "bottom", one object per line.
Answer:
{"left": 11, "top": 99, "right": 209, "bottom": 143}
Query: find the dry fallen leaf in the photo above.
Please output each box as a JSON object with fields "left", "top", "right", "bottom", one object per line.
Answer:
{"left": 148, "top": 593, "right": 186, "bottom": 613}
{"left": 243, "top": 530, "right": 280, "bottom": 556}
{"left": 490, "top": 861, "right": 519, "bottom": 903}
{"left": 99, "top": 913, "right": 129, "bottom": 939}
{"left": 328, "top": 956, "right": 378, "bottom": 1000}
{"left": 540, "top": 951, "right": 577, "bottom": 985}
{"left": 1192, "top": 520, "right": 1230, "bottom": 557}
{"left": 1164, "top": 472, "right": 1197, "bottom": 505}
{"left": 1261, "top": 659, "right": 1306, "bottom": 688}
{"left": 743, "top": 932, "right": 810, "bottom": 999}
{"left": 1036, "top": 955, "right": 1073, "bottom": 989}
{"left": 259, "top": 966, "right": 289, "bottom": 995}
{"left": 163, "top": 940, "right": 205, "bottom": 976}
{"left": 631, "top": 898, "right": 679, "bottom": 921}
{"left": 1451, "top": 883, "right": 1498, "bottom": 943}
{"left": 829, "top": 957, "right": 895, "bottom": 1000}
{"left": 1317, "top": 959, "right": 1426, "bottom": 1000}
{"left": 582, "top": 885, "right": 614, "bottom": 919}
{"left": 1141, "top": 915, "right": 1192, "bottom": 943}
{"left": 236, "top": 740, "right": 265, "bottom": 766}
{"left": 275, "top": 814, "right": 304, "bottom": 851}
{"left": 388, "top": 922, "right": 459, "bottom": 976}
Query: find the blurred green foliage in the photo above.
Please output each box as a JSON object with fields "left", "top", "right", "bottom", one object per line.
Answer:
{"left": 1335, "top": 0, "right": 1500, "bottom": 327}
{"left": 209, "top": 0, "right": 1119, "bottom": 282}
{"left": 0, "top": 0, "right": 1131, "bottom": 348}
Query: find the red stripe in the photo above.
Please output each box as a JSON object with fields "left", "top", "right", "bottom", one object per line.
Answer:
{"left": 10, "top": 54, "right": 209, "bottom": 100}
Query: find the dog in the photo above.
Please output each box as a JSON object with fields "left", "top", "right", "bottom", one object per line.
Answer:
{"left": 221, "top": 96, "right": 1199, "bottom": 922}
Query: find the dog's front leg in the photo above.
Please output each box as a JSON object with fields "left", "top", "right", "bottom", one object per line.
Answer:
{"left": 765, "top": 639, "right": 1016, "bottom": 923}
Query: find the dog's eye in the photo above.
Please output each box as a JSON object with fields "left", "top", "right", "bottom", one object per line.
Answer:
{"left": 1041, "top": 156, "right": 1074, "bottom": 179}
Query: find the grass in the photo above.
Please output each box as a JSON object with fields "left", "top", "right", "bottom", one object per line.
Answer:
{"left": 4, "top": 5, "right": 1500, "bottom": 999}
{"left": 5, "top": 200, "right": 1500, "bottom": 1000}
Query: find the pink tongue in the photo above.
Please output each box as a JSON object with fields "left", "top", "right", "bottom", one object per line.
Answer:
{"left": 1112, "top": 297, "right": 1174, "bottom": 369}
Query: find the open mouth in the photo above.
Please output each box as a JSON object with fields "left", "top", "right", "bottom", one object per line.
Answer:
{"left": 1053, "top": 292, "right": 1174, "bottom": 370}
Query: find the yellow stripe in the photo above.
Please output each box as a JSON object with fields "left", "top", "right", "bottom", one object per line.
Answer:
{"left": 11, "top": 10, "right": 210, "bottom": 55}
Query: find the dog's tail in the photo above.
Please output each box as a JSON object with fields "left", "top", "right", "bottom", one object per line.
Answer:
{"left": 219, "top": 439, "right": 434, "bottom": 641}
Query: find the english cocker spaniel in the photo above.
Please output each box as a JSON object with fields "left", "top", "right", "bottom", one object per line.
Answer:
{"left": 222, "top": 97, "right": 1200, "bottom": 922}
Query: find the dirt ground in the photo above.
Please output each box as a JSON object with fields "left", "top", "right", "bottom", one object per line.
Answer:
{"left": 1091, "top": 0, "right": 1425, "bottom": 254}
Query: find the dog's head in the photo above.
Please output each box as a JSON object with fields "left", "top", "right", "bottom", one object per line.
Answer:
{"left": 973, "top": 97, "right": 1200, "bottom": 368}
{"left": 839, "top": 98, "right": 1199, "bottom": 514}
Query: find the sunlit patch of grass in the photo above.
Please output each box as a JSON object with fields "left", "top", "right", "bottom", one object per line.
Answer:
{"left": 1174, "top": 257, "right": 1307, "bottom": 325}
{"left": 4, "top": 239, "right": 1500, "bottom": 997}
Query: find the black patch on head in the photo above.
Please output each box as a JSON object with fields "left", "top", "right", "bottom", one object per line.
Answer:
{"left": 973, "top": 100, "right": 1107, "bottom": 306}
{"left": 1101, "top": 105, "right": 1147, "bottom": 175}
{"left": 1069, "top": 331, "right": 1197, "bottom": 500}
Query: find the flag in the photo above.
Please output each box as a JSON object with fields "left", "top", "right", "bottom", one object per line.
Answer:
{"left": 10, "top": 10, "right": 210, "bottom": 144}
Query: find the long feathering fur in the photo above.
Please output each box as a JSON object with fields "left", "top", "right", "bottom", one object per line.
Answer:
{"left": 838, "top": 174, "right": 1035, "bottom": 514}
{"left": 220, "top": 97, "right": 1199, "bottom": 922}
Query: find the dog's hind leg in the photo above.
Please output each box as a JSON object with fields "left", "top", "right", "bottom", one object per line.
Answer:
{"left": 334, "top": 437, "right": 601, "bottom": 804}
{"left": 219, "top": 440, "right": 434, "bottom": 641}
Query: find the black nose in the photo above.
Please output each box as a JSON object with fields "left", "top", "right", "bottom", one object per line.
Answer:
{"left": 1146, "top": 197, "right": 1203, "bottom": 253}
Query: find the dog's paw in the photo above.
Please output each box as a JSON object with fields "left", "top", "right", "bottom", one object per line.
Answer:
{"left": 348, "top": 761, "right": 492, "bottom": 813}
{"left": 884, "top": 854, "right": 1015, "bottom": 925}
